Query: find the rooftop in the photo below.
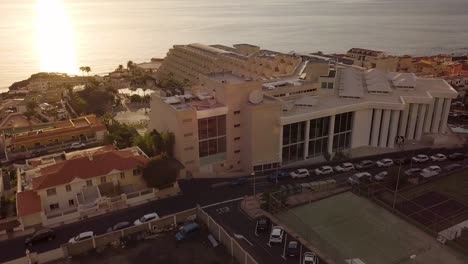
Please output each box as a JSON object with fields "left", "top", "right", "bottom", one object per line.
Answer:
{"left": 20, "top": 146, "right": 148, "bottom": 191}
{"left": 207, "top": 72, "right": 248, "bottom": 84}
{"left": 16, "top": 190, "right": 42, "bottom": 216}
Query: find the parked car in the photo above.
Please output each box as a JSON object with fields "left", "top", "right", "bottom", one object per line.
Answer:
{"left": 25, "top": 228, "right": 55, "bottom": 246}
{"left": 420, "top": 166, "right": 441, "bottom": 178}
{"left": 255, "top": 216, "right": 271, "bottom": 233}
{"left": 303, "top": 252, "right": 319, "bottom": 264}
{"left": 286, "top": 241, "right": 300, "bottom": 257}
{"left": 448, "top": 153, "right": 465, "bottom": 161}
{"left": 267, "top": 170, "right": 289, "bottom": 182}
{"left": 269, "top": 226, "right": 284, "bottom": 244}
{"left": 175, "top": 222, "right": 200, "bottom": 241}
{"left": 451, "top": 101, "right": 464, "bottom": 107}
{"left": 314, "top": 166, "right": 333, "bottom": 176}
{"left": 68, "top": 231, "right": 94, "bottom": 244}
{"left": 355, "top": 160, "right": 374, "bottom": 170}
{"left": 412, "top": 154, "right": 429, "bottom": 163}
{"left": 443, "top": 163, "right": 462, "bottom": 172}
{"left": 404, "top": 168, "right": 422, "bottom": 177}
{"left": 430, "top": 153, "right": 447, "bottom": 162}
{"left": 334, "top": 162, "right": 354, "bottom": 172}
{"left": 69, "top": 142, "right": 85, "bottom": 150}
{"left": 290, "top": 168, "right": 310, "bottom": 178}
{"left": 229, "top": 177, "right": 248, "bottom": 187}
{"left": 394, "top": 157, "right": 411, "bottom": 165}
{"left": 107, "top": 221, "right": 131, "bottom": 233}
{"left": 348, "top": 172, "right": 372, "bottom": 185}
{"left": 376, "top": 158, "right": 393, "bottom": 168}
{"left": 374, "top": 171, "right": 388, "bottom": 181}
{"left": 134, "top": 212, "right": 159, "bottom": 225}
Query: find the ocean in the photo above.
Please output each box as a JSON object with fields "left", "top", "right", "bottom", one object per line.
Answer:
{"left": 1, "top": 0, "right": 468, "bottom": 92}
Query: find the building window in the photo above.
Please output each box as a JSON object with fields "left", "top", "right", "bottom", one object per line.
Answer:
{"left": 234, "top": 110, "right": 241, "bottom": 115}
{"left": 234, "top": 137, "right": 240, "bottom": 141}
{"left": 327, "top": 82, "right": 334, "bottom": 89}
{"left": 100, "top": 176, "right": 107, "bottom": 184}
{"left": 86, "top": 180, "right": 93, "bottom": 186}
{"left": 133, "top": 169, "right": 141, "bottom": 176}
{"left": 49, "top": 203, "right": 59, "bottom": 211}
{"left": 282, "top": 121, "right": 306, "bottom": 163}
{"left": 184, "top": 133, "right": 193, "bottom": 137}
{"left": 120, "top": 172, "right": 125, "bottom": 179}
{"left": 234, "top": 150, "right": 240, "bottom": 153}
{"left": 65, "top": 184, "right": 71, "bottom": 192}
{"left": 198, "top": 115, "right": 227, "bottom": 158}
{"left": 234, "top": 124, "right": 240, "bottom": 128}
{"left": 308, "top": 116, "right": 330, "bottom": 158}
{"left": 68, "top": 199, "right": 75, "bottom": 206}
{"left": 321, "top": 82, "right": 327, "bottom": 89}
{"left": 46, "top": 188, "right": 57, "bottom": 196}
{"left": 332, "top": 112, "right": 353, "bottom": 151}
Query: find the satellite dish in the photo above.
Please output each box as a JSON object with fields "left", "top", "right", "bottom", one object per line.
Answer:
{"left": 248, "top": 90, "right": 263, "bottom": 104}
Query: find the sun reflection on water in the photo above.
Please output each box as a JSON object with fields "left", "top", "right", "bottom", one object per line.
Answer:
{"left": 36, "top": 0, "right": 78, "bottom": 74}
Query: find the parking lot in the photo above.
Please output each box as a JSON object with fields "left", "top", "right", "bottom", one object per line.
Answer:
{"left": 203, "top": 201, "right": 321, "bottom": 264}
{"left": 56, "top": 230, "right": 236, "bottom": 264}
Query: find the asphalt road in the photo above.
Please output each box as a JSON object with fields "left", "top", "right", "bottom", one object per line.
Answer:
{"left": 1, "top": 148, "right": 467, "bottom": 263}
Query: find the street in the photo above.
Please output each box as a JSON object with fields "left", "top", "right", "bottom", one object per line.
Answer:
{"left": 0, "top": 147, "right": 467, "bottom": 263}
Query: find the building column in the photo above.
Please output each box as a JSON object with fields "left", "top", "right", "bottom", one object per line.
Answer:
{"left": 387, "top": 110, "right": 400, "bottom": 148}
{"left": 439, "top": 98, "right": 452, "bottom": 134}
{"left": 303, "top": 120, "right": 310, "bottom": 159}
{"left": 406, "top": 104, "right": 419, "bottom": 140}
{"left": 431, "top": 98, "right": 444, "bottom": 133}
{"left": 423, "top": 102, "right": 434, "bottom": 133}
{"left": 379, "top": 110, "right": 391, "bottom": 147}
{"left": 398, "top": 106, "right": 409, "bottom": 137}
{"left": 415, "top": 104, "right": 427, "bottom": 140}
{"left": 327, "top": 115, "right": 335, "bottom": 154}
{"left": 371, "top": 109, "right": 382, "bottom": 147}
{"left": 279, "top": 125, "right": 283, "bottom": 163}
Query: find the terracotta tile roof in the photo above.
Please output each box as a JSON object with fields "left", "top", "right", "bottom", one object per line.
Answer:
{"left": 11, "top": 115, "right": 107, "bottom": 145}
{"left": 32, "top": 149, "right": 148, "bottom": 190}
{"left": 17, "top": 190, "right": 42, "bottom": 216}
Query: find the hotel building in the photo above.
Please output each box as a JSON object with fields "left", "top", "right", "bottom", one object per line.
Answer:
{"left": 150, "top": 44, "right": 457, "bottom": 177}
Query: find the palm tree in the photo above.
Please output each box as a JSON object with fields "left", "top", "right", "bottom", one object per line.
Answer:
{"left": 127, "top": 61, "right": 134, "bottom": 71}
{"left": 117, "top": 64, "right": 124, "bottom": 72}
{"left": 84, "top": 66, "right": 91, "bottom": 75}
{"left": 79, "top": 66, "right": 86, "bottom": 76}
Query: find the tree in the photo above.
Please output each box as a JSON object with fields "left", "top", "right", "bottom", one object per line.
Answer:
{"left": 26, "top": 99, "right": 38, "bottom": 112}
{"left": 142, "top": 158, "right": 179, "bottom": 189}
{"left": 130, "top": 94, "right": 142, "bottom": 104}
{"left": 133, "top": 132, "right": 156, "bottom": 156}
{"left": 104, "top": 120, "right": 139, "bottom": 149}
{"left": 79, "top": 66, "right": 86, "bottom": 76}
{"left": 117, "top": 64, "right": 124, "bottom": 72}
{"left": 84, "top": 66, "right": 91, "bottom": 75}
{"left": 160, "top": 131, "right": 175, "bottom": 157}
{"left": 127, "top": 60, "right": 134, "bottom": 71}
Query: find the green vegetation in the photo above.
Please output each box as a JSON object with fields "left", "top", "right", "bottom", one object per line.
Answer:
{"left": 68, "top": 84, "right": 117, "bottom": 116}
{"left": 129, "top": 94, "right": 151, "bottom": 104}
{"left": 142, "top": 157, "right": 179, "bottom": 189}
{"left": 133, "top": 129, "right": 175, "bottom": 157}
{"left": 260, "top": 189, "right": 288, "bottom": 212}
{"left": 79, "top": 66, "right": 92, "bottom": 76}
{"left": 103, "top": 119, "right": 139, "bottom": 149}
{"left": 9, "top": 72, "right": 89, "bottom": 91}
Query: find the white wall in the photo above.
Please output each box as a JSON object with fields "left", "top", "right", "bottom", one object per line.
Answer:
{"left": 351, "top": 109, "right": 372, "bottom": 148}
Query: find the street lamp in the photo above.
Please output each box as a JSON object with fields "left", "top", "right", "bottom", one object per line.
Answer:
{"left": 251, "top": 172, "right": 256, "bottom": 198}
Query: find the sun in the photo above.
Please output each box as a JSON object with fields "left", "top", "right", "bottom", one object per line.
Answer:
{"left": 36, "top": 0, "right": 78, "bottom": 74}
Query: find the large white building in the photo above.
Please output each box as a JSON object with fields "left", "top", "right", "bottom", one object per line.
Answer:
{"left": 150, "top": 44, "right": 458, "bottom": 177}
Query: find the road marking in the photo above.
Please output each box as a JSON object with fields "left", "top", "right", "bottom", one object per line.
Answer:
{"left": 216, "top": 206, "right": 231, "bottom": 214}
{"left": 201, "top": 197, "right": 244, "bottom": 209}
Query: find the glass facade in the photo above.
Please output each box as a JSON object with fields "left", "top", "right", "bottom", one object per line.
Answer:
{"left": 198, "top": 115, "right": 226, "bottom": 158}
{"left": 308, "top": 116, "right": 330, "bottom": 158}
{"left": 282, "top": 121, "right": 306, "bottom": 163}
{"left": 332, "top": 112, "right": 353, "bottom": 151}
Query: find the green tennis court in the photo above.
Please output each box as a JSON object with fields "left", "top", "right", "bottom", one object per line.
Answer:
{"left": 277, "top": 192, "right": 467, "bottom": 264}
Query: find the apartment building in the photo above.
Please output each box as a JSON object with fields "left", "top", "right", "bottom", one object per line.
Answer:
{"left": 4, "top": 115, "right": 108, "bottom": 160}
{"left": 149, "top": 44, "right": 457, "bottom": 177}
{"left": 345, "top": 48, "right": 401, "bottom": 72}
{"left": 16, "top": 146, "right": 149, "bottom": 227}
{"left": 156, "top": 43, "right": 302, "bottom": 85}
